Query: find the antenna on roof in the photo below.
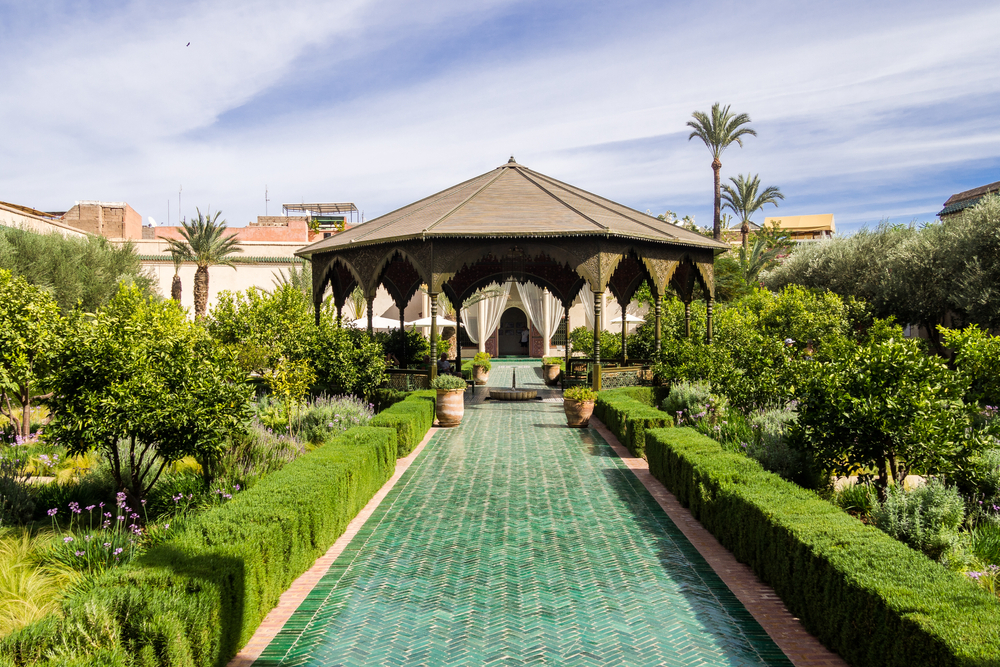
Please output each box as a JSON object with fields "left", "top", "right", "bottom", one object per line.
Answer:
{"left": 265, "top": 185, "right": 269, "bottom": 216}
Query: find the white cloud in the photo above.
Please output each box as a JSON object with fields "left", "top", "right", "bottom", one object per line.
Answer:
{"left": 1, "top": 0, "right": 998, "bottom": 232}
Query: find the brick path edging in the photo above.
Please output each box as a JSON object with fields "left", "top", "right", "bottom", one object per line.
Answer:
{"left": 590, "top": 417, "right": 847, "bottom": 667}
{"left": 227, "top": 427, "right": 440, "bottom": 667}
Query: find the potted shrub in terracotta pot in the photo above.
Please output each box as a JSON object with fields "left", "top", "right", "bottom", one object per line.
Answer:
{"left": 432, "top": 374, "right": 467, "bottom": 427}
{"left": 471, "top": 352, "right": 491, "bottom": 385}
{"left": 541, "top": 356, "right": 563, "bottom": 385}
{"left": 563, "top": 385, "right": 597, "bottom": 428}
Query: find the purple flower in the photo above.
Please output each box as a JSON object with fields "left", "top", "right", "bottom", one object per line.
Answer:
{"left": 103, "top": 542, "right": 111, "bottom": 548}
{"left": 63, "top": 536, "right": 73, "bottom": 543}
{"left": 84, "top": 535, "right": 92, "bottom": 541}
{"left": 113, "top": 547, "right": 123, "bottom": 556}
{"left": 69, "top": 502, "right": 81, "bottom": 514}
{"left": 164, "top": 524, "right": 170, "bottom": 529}
{"left": 47, "top": 508, "right": 58, "bottom": 517}
{"left": 75, "top": 550, "right": 85, "bottom": 557}
{"left": 85, "top": 505, "right": 96, "bottom": 511}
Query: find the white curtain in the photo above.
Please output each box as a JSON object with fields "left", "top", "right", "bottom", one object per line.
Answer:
{"left": 516, "top": 282, "right": 564, "bottom": 344}
{"left": 460, "top": 282, "right": 510, "bottom": 344}
{"left": 579, "top": 286, "right": 597, "bottom": 329}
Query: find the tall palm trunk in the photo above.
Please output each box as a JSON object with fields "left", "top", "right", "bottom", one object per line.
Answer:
{"left": 193, "top": 265, "right": 210, "bottom": 318}
{"left": 712, "top": 158, "right": 722, "bottom": 241}
{"left": 741, "top": 220, "right": 749, "bottom": 252}
{"left": 171, "top": 272, "right": 182, "bottom": 302}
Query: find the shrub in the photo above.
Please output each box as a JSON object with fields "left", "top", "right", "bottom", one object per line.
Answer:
{"left": 0, "top": 425, "right": 397, "bottom": 666}
{"left": 471, "top": 352, "right": 492, "bottom": 371}
{"left": 541, "top": 356, "right": 564, "bottom": 368}
{"left": 835, "top": 482, "right": 878, "bottom": 520}
{"left": 792, "top": 336, "right": 976, "bottom": 498}
{"left": 371, "top": 388, "right": 407, "bottom": 413}
{"left": 645, "top": 426, "right": 1000, "bottom": 667}
{"left": 299, "top": 395, "right": 374, "bottom": 445}
{"left": 660, "top": 381, "right": 715, "bottom": 417}
{"left": 0, "top": 454, "right": 34, "bottom": 526}
{"left": 745, "top": 408, "right": 819, "bottom": 487}
{"left": 874, "top": 479, "right": 966, "bottom": 560}
{"left": 941, "top": 325, "right": 1000, "bottom": 406}
{"left": 970, "top": 523, "right": 1000, "bottom": 566}
{"left": 568, "top": 327, "right": 621, "bottom": 359}
{"left": 594, "top": 389, "right": 672, "bottom": 458}
{"left": 369, "top": 391, "right": 436, "bottom": 458}
{"left": 430, "top": 374, "right": 465, "bottom": 390}
{"left": 563, "top": 386, "right": 596, "bottom": 402}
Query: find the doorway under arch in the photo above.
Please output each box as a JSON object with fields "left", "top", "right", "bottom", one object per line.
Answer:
{"left": 497, "top": 306, "right": 530, "bottom": 357}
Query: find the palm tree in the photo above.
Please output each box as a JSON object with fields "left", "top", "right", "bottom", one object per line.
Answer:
{"left": 739, "top": 236, "right": 783, "bottom": 284}
{"left": 168, "top": 252, "right": 183, "bottom": 303}
{"left": 687, "top": 103, "right": 757, "bottom": 241}
{"left": 721, "top": 173, "right": 784, "bottom": 252}
{"left": 164, "top": 208, "right": 241, "bottom": 317}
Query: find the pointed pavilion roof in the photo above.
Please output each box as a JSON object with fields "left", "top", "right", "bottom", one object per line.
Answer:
{"left": 297, "top": 158, "right": 727, "bottom": 258}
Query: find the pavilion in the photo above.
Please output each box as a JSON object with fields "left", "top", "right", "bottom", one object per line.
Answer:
{"left": 296, "top": 158, "right": 728, "bottom": 387}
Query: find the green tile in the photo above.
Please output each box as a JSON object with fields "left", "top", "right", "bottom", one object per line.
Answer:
{"left": 256, "top": 361, "right": 793, "bottom": 666}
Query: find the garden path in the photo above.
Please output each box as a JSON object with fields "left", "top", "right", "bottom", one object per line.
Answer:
{"left": 253, "top": 373, "right": 801, "bottom": 666}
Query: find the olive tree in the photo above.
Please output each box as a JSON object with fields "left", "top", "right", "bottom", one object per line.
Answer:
{"left": 43, "top": 285, "right": 252, "bottom": 505}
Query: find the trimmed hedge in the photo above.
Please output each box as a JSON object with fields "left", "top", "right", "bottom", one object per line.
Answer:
{"left": 646, "top": 427, "right": 1000, "bottom": 667}
{"left": 594, "top": 388, "right": 672, "bottom": 458}
{"left": 0, "top": 426, "right": 397, "bottom": 667}
{"left": 369, "top": 390, "right": 436, "bottom": 458}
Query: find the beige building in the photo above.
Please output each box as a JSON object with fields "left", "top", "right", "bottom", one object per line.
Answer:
{"left": 762, "top": 214, "right": 835, "bottom": 242}
{"left": 0, "top": 200, "right": 87, "bottom": 238}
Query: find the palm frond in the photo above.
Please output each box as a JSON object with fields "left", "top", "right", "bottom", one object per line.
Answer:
{"left": 172, "top": 208, "right": 243, "bottom": 269}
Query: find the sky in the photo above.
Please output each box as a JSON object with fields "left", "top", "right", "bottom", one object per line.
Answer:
{"left": 1, "top": 0, "right": 998, "bottom": 235}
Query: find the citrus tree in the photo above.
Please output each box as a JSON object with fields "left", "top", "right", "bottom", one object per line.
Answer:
{"left": 43, "top": 285, "right": 252, "bottom": 505}
{"left": 0, "top": 269, "right": 62, "bottom": 439}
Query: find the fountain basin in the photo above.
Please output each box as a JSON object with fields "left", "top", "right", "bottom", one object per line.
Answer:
{"left": 489, "top": 389, "right": 537, "bottom": 401}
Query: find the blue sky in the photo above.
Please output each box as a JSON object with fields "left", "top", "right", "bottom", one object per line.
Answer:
{"left": 1, "top": 0, "right": 998, "bottom": 235}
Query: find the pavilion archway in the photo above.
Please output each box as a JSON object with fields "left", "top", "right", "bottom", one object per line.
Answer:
{"left": 301, "top": 158, "right": 729, "bottom": 387}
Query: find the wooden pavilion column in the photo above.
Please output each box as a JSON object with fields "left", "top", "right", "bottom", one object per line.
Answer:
{"left": 563, "top": 305, "right": 570, "bottom": 388}
{"left": 366, "top": 295, "right": 375, "bottom": 337}
{"left": 707, "top": 296, "right": 714, "bottom": 344}
{"left": 654, "top": 296, "right": 662, "bottom": 354}
{"left": 455, "top": 306, "right": 463, "bottom": 375}
{"left": 622, "top": 306, "right": 628, "bottom": 366}
{"left": 429, "top": 293, "right": 439, "bottom": 380}
{"left": 592, "top": 290, "right": 602, "bottom": 390}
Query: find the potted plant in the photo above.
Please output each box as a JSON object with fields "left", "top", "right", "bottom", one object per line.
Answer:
{"left": 541, "top": 356, "right": 563, "bottom": 385}
{"left": 471, "top": 352, "right": 492, "bottom": 385}
{"left": 563, "top": 385, "right": 597, "bottom": 428}
{"left": 431, "top": 374, "right": 467, "bottom": 427}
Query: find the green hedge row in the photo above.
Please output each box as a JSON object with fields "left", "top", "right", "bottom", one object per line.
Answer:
{"left": 645, "top": 427, "right": 1000, "bottom": 667}
{"left": 1, "top": 426, "right": 398, "bottom": 667}
{"left": 369, "top": 389, "right": 436, "bottom": 458}
{"left": 594, "top": 388, "right": 672, "bottom": 458}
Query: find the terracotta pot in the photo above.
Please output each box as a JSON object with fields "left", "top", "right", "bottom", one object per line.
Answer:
{"left": 564, "top": 399, "right": 595, "bottom": 428}
{"left": 472, "top": 365, "right": 490, "bottom": 386}
{"left": 542, "top": 363, "right": 561, "bottom": 385}
{"left": 436, "top": 388, "right": 465, "bottom": 427}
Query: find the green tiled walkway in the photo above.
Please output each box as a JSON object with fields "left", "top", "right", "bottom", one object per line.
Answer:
{"left": 256, "top": 388, "right": 792, "bottom": 666}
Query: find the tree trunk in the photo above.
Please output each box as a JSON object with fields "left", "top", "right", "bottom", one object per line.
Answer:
{"left": 712, "top": 158, "right": 722, "bottom": 241}
{"left": 20, "top": 382, "right": 30, "bottom": 439}
{"left": 171, "top": 273, "right": 182, "bottom": 302}
{"left": 193, "top": 265, "right": 209, "bottom": 318}
{"left": 741, "top": 220, "right": 749, "bottom": 252}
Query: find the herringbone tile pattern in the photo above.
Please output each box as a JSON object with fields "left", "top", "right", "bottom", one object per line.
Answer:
{"left": 255, "top": 398, "right": 791, "bottom": 666}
